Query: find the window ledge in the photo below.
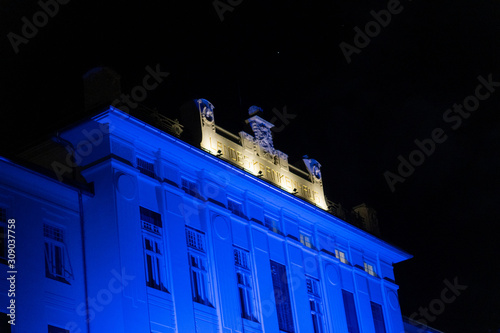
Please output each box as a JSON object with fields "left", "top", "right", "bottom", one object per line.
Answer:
{"left": 193, "top": 301, "right": 217, "bottom": 314}
{"left": 242, "top": 317, "right": 261, "bottom": 330}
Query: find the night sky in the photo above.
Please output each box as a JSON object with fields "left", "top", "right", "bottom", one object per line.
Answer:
{"left": 2, "top": 1, "right": 500, "bottom": 332}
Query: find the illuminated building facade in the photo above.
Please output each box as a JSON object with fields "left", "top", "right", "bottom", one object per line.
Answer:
{"left": 0, "top": 100, "right": 411, "bottom": 332}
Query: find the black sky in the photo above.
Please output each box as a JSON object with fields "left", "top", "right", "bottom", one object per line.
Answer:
{"left": 2, "top": 1, "right": 500, "bottom": 332}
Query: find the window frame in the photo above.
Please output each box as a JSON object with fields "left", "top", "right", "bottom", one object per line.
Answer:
{"left": 306, "top": 276, "right": 325, "bottom": 333}
{"left": 335, "top": 249, "right": 349, "bottom": 264}
{"left": 136, "top": 157, "right": 156, "bottom": 179}
{"left": 43, "top": 224, "right": 73, "bottom": 284}
{"left": 370, "top": 301, "right": 387, "bottom": 333}
{"left": 270, "top": 260, "right": 295, "bottom": 333}
{"left": 234, "top": 247, "right": 258, "bottom": 322}
{"left": 228, "top": 198, "right": 245, "bottom": 218}
{"left": 364, "top": 262, "right": 376, "bottom": 277}
{"left": 264, "top": 215, "right": 281, "bottom": 234}
{"left": 186, "top": 227, "right": 213, "bottom": 307}
{"left": 342, "top": 289, "right": 360, "bottom": 333}
{"left": 140, "top": 207, "right": 168, "bottom": 293}
{"left": 300, "top": 231, "right": 313, "bottom": 249}
{"left": 181, "top": 177, "right": 203, "bottom": 199}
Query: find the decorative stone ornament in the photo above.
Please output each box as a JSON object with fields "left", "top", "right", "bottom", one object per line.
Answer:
{"left": 197, "top": 98, "right": 215, "bottom": 128}
{"left": 245, "top": 105, "right": 279, "bottom": 164}
{"left": 302, "top": 155, "right": 323, "bottom": 184}
{"left": 196, "top": 98, "right": 328, "bottom": 210}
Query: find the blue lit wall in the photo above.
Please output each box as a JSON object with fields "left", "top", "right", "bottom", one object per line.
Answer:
{"left": 0, "top": 106, "right": 411, "bottom": 332}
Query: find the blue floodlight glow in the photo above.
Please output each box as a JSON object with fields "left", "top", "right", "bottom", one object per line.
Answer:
{"left": 0, "top": 105, "right": 411, "bottom": 332}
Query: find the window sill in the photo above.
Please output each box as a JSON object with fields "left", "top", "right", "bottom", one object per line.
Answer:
{"left": 193, "top": 301, "right": 217, "bottom": 314}
{"left": 242, "top": 317, "right": 261, "bottom": 329}
{"left": 147, "top": 287, "right": 173, "bottom": 304}
{"left": 46, "top": 274, "right": 71, "bottom": 285}
{"left": 147, "top": 285, "right": 170, "bottom": 295}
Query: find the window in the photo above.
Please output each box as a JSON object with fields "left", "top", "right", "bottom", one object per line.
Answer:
{"left": 48, "top": 325, "right": 69, "bottom": 333}
{"left": 342, "top": 290, "right": 360, "bottom": 333}
{"left": 364, "top": 262, "right": 376, "bottom": 277}
{"left": 335, "top": 249, "right": 348, "bottom": 264}
{"left": 228, "top": 199, "right": 245, "bottom": 218}
{"left": 182, "top": 178, "right": 202, "bottom": 199}
{"left": 136, "top": 157, "right": 156, "bottom": 179}
{"left": 234, "top": 247, "right": 257, "bottom": 321}
{"left": 270, "top": 260, "right": 294, "bottom": 333}
{"left": 140, "top": 207, "right": 168, "bottom": 292}
{"left": 306, "top": 277, "right": 324, "bottom": 333}
{"left": 140, "top": 206, "right": 162, "bottom": 234}
{"left": 234, "top": 247, "right": 249, "bottom": 269}
{"left": 300, "top": 232, "right": 313, "bottom": 248}
{"left": 44, "top": 224, "right": 73, "bottom": 284}
{"left": 264, "top": 216, "right": 280, "bottom": 234}
{"left": 186, "top": 228, "right": 204, "bottom": 252}
{"left": 370, "top": 302, "right": 387, "bottom": 333}
{"left": 306, "top": 277, "right": 319, "bottom": 296}
{"left": 143, "top": 236, "right": 168, "bottom": 291}
{"left": 186, "top": 228, "right": 212, "bottom": 306}
{"left": 0, "top": 208, "right": 7, "bottom": 264}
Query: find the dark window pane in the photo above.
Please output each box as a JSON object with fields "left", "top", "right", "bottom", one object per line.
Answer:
{"left": 146, "top": 254, "right": 153, "bottom": 287}
{"left": 140, "top": 207, "right": 162, "bottom": 228}
{"left": 270, "top": 260, "right": 294, "bottom": 333}
{"left": 371, "top": 302, "right": 387, "bottom": 333}
{"left": 55, "top": 246, "right": 63, "bottom": 276}
{"left": 342, "top": 290, "right": 360, "bottom": 333}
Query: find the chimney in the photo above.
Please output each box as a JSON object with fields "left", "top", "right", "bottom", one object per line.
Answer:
{"left": 352, "top": 203, "right": 381, "bottom": 236}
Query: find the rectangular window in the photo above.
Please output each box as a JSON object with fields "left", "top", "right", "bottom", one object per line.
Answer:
{"left": 140, "top": 207, "right": 168, "bottom": 292}
{"left": 182, "top": 178, "right": 202, "bottom": 199}
{"left": 0, "top": 208, "right": 7, "bottom": 264}
{"left": 234, "top": 247, "right": 249, "bottom": 269}
{"left": 143, "top": 235, "right": 168, "bottom": 291}
{"left": 228, "top": 199, "right": 245, "bottom": 218}
{"left": 306, "top": 277, "right": 319, "bottom": 296}
{"left": 186, "top": 228, "right": 212, "bottom": 306}
{"left": 370, "top": 302, "right": 387, "bottom": 333}
{"left": 44, "top": 224, "right": 73, "bottom": 284}
{"left": 48, "top": 325, "right": 69, "bottom": 333}
{"left": 306, "top": 277, "right": 324, "bottom": 333}
{"left": 136, "top": 157, "right": 156, "bottom": 178}
{"left": 264, "top": 216, "right": 280, "bottom": 234}
{"left": 140, "top": 206, "right": 162, "bottom": 235}
{"left": 234, "top": 247, "right": 257, "bottom": 321}
{"left": 364, "top": 262, "right": 376, "bottom": 277}
{"left": 270, "top": 260, "right": 294, "bottom": 333}
{"left": 335, "top": 249, "right": 348, "bottom": 264}
{"left": 186, "top": 228, "right": 205, "bottom": 252}
{"left": 300, "top": 232, "right": 313, "bottom": 248}
{"left": 342, "top": 290, "right": 360, "bottom": 333}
